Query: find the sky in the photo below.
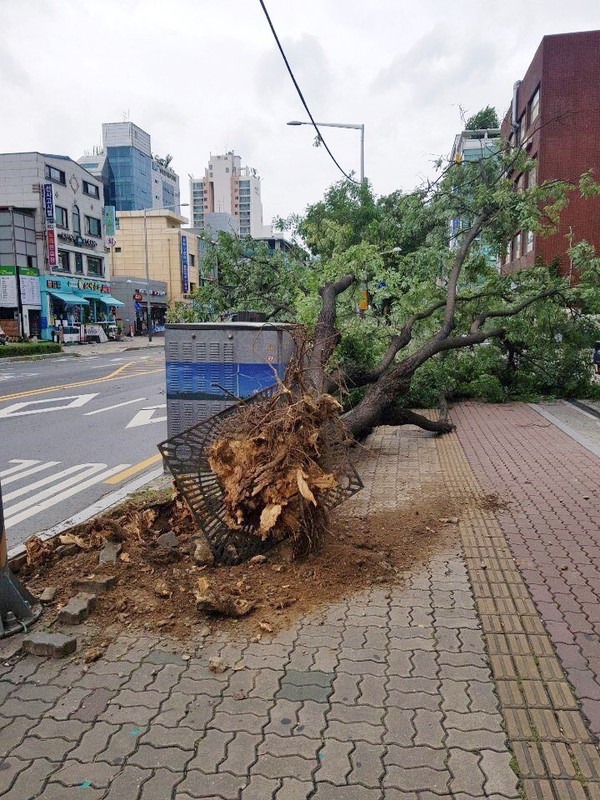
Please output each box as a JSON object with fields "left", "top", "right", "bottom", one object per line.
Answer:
{"left": 1, "top": 0, "right": 599, "bottom": 228}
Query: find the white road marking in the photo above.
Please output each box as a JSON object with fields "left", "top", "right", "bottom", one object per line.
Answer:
{"left": 126, "top": 403, "right": 167, "bottom": 429}
{"left": 7, "top": 465, "right": 164, "bottom": 559}
{"left": 4, "top": 462, "right": 129, "bottom": 525}
{"left": 0, "top": 459, "right": 41, "bottom": 479}
{"left": 2, "top": 460, "right": 60, "bottom": 485}
{"left": 0, "top": 393, "right": 98, "bottom": 419}
{"left": 0, "top": 372, "right": 40, "bottom": 381}
{"left": 84, "top": 397, "right": 147, "bottom": 416}
{"left": 3, "top": 463, "right": 90, "bottom": 502}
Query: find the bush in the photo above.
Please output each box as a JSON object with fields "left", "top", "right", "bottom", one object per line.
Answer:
{"left": 0, "top": 342, "right": 62, "bottom": 358}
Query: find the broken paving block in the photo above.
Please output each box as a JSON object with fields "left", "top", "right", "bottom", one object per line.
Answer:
{"left": 23, "top": 633, "right": 77, "bottom": 658}
{"left": 57, "top": 592, "right": 97, "bottom": 624}
{"left": 74, "top": 576, "right": 116, "bottom": 594}
{"left": 39, "top": 587, "right": 57, "bottom": 603}
{"left": 99, "top": 541, "right": 121, "bottom": 564}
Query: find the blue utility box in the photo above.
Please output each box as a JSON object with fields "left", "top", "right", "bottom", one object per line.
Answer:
{"left": 165, "top": 322, "right": 297, "bottom": 438}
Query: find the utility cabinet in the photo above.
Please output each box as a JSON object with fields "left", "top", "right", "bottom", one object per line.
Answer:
{"left": 165, "top": 322, "right": 296, "bottom": 438}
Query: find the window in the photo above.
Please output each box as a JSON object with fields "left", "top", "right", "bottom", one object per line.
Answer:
{"left": 85, "top": 216, "right": 102, "bottom": 237}
{"left": 189, "top": 253, "right": 195, "bottom": 267}
{"left": 115, "top": 247, "right": 122, "bottom": 253}
{"left": 526, "top": 231, "right": 534, "bottom": 252}
{"left": 55, "top": 205, "right": 68, "bottom": 229}
{"left": 528, "top": 161, "right": 537, "bottom": 189}
{"left": 45, "top": 164, "right": 66, "bottom": 184}
{"left": 57, "top": 250, "right": 70, "bottom": 271}
{"left": 87, "top": 256, "right": 103, "bottom": 276}
{"left": 82, "top": 180, "right": 99, "bottom": 198}
{"left": 512, "top": 233, "right": 521, "bottom": 260}
{"left": 72, "top": 205, "right": 81, "bottom": 234}
{"left": 529, "top": 87, "right": 540, "bottom": 126}
{"left": 75, "top": 253, "right": 84, "bottom": 273}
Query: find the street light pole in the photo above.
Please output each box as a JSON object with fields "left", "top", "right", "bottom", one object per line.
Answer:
{"left": 287, "top": 120, "right": 365, "bottom": 184}
{"left": 141, "top": 202, "right": 189, "bottom": 343}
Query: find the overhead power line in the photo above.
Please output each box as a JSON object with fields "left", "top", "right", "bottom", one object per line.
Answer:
{"left": 257, "top": 0, "right": 358, "bottom": 184}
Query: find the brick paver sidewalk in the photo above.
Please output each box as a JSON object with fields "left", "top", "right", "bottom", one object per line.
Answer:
{"left": 0, "top": 405, "right": 599, "bottom": 799}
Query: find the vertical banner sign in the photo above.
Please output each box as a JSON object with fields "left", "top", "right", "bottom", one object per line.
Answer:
{"left": 104, "top": 206, "right": 116, "bottom": 237}
{"left": 43, "top": 183, "right": 57, "bottom": 268}
{"left": 180, "top": 234, "right": 189, "bottom": 294}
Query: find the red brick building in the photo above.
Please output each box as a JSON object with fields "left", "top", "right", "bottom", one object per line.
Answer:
{"left": 500, "top": 30, "right": 600, "bottom": 279}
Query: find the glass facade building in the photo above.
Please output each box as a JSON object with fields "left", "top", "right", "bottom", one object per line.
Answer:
{"left": 105, "top": 145, "right": 152, "bottom": 211}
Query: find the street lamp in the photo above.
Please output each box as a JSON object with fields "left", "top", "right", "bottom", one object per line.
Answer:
{"left": 287, "top": 120, "right": 365, "bottom": 184}
{"left": 142, "top": 202, "right": 189, "bottom": 342}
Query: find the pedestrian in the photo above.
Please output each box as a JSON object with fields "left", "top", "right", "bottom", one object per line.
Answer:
{"left": 593, "top": 341, "right": 600, "bottom": 375}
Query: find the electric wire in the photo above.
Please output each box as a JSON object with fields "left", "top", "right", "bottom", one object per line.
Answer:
{"left": 257, "top": 0, "right": 359, "bottom": 184}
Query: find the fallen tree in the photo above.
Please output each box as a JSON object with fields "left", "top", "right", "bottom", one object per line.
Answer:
{"left": 176, "top": 132, "right": 600, "bottom": 441}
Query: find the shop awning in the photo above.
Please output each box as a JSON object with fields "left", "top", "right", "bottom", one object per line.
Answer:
{"left": 48, "top": 290, "right": 89, "bottom": 306}
{"left": 81, "top": 292, "right": 125, "bottom": 307}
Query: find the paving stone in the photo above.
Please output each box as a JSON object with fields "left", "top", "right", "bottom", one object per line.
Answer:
{"left": 49, "top": 758, "right": 121, "bottom": 788}
{"left": 139, "top": 766, "right": 184, "bottom": 798}
{"left": 253, "top": 753, "right": 316, "bottom": 781}
{"left": 444, "top": 710, "right": 503, "bottom": 732}
{"left": 383, "top": 708, "right": 415, "bottom": 746}
{"left": 259, "top": 733, "right": 320, "bottom": 761}
{"left": 330, "top": 672, "right": 361, "bottom": 705}
{"left": 139, "top": 723, "right": 198, "bottom": 750}
{"left": 219, "top": 731, "right": 262, "bottom": 775}
{"left": 22, "top": 632, "right": 77, "bottom": 658}
{"left": 69, "top": 721, "right": 116, "bottom": 761}
{"left": 96, "top": 724, "right": 142, "bottom": 764}
{"left": 98, "top": 540, "right": 121, "bottom": 564}
{"left": 448, "top": 747, "right": 485, "bottom": 795}
{"left": 211, "top": 710, "right": 267, "bottom": 734}
{"left": 0, "top": 756, "right": 30, "bottom": 796}
{"left": 73, "top": 575, "right": 116, "bottom": 593}
{"left": 310, "top": 737, "right": 351, "bottom": 785}
{"left": 295, "top": 701, "right": 328, "bottom": 738}
{"left": 0, "top": 716, "right": 37, "bottom": 756}
{"left": 71, "top": 687, "right": 116, "bottom": 721}
{"left": 178, "top": 770, "right": 247, "bottom": 799}
{"left": 570, "top": 743, "right": 600, "bottom": 780}
{"left": 1, "top": 756, "right": 59, "bottom": 797}
{"left": 241, "top": 774, "right": 281, "bottom": 799}
{"left": 144, "top": 647, "right": 188, "bottom": 666}
{"left": 128, "top": 743, "right": 193, "bottom": 770}
{"left": 385, "top": 744, "right": 446, "bottom": 770}
{"left": 444, "top": 728, "right": 508, "bottom": 752}
{"left": 384, "top": 764, "right": 449, "bottom": 794}
{"left": 311, "top": 783, "right": 383, "bottom": 799}
{"left": 480, "top": 749, "right": 520, "bottom": 797}
{"left": 326, "top": 719, "right": 383, "bottom": 744}
{"left": 328, "top": 702, "right": 383, "bottom": 726}
{"left": 57, "top": 591, "right": 97, "bottom": 623}
{"left": 348, "top": 740, "right": 385, "bottom": 787}
{"left": 187, "top": 728, "right": 234, "bottom": 772}
{"left": 274, "top": 777, "right": 314, "bottom": 799}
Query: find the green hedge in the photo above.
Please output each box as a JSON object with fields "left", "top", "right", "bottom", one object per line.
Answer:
{"left": 0, "top": 342, "right": 62, "bottom": 358}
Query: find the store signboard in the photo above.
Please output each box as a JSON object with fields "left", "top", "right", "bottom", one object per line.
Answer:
{"left": 20, "top": 274, "right": 41, "bottom": 306}
{"left": 43, "top": 182, "right": 58, "bottom": 267}
{"left": 0, "top": 266, "right": 17, "bottom": 308}
{"left": 180, "top": 234, "right": 189, "bottom": 294}
{"left": 104, "top": 206, "right": 116, "bottom": 237}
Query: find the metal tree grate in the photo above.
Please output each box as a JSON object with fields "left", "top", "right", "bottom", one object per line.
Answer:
{"left": 158, "top": 385, "right": 363, "bottom": 566}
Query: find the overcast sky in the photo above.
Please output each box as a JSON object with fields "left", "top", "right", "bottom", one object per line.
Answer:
{"left": 1, "top": 1, "right": 599, "bottom": 227}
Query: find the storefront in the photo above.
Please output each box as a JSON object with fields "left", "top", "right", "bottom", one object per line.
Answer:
{"left": 39, "top": 275, "right": 124, "bottom": 342}
{"left": 110, "top": 276, "right": 168, "bottom": 337}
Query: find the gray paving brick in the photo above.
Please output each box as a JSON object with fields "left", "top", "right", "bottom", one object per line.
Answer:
{"left": 413, "top": 709, "right": 445, "bottom": 747}
{"left": 220, "top": 731, "right": 262, "bottom": 775}
{"left": 264, "top": 698, "right": 301, "bottom": 736}
{"left": 444, "top": 710, "right": 503, "bottom": 732}
{"left": 386, "top": 690, "right": 440, "bottom": 711}
{"left": 69, "top": 721, "right": 117, "bottom": 761}
{"left": 274, "top": 777, "right": 314, "bottom": 799}
{"left": 101, "top": 765, "right": 149, "bottom": 800}
{"left": 259, "top": 733, "right": 320, "bottom": 760}
{"left": 218, "top": 696, "right": 272, "bottom": 717}
{"left": 440, "top": 679, "right": 470, "bottom": 713}
{"left": 295, "top": 701, "right": 328, "bottom": 739}
{"left": 153, "top": 692, "right": 191, "bottom": 727}
{"left": 480, "top": 748, "right": 520, "bottom": 797}
{"left": 211, "top": 710, "right": 267, "bottom": 734}
{"left": 312, "top": 782, "right": 382, "bottom": 799}
{"left": 383, "top": 708, "right": 415, "bottom": 746}
{"left": 444, "top": 728, "right": 508, "bottom": 752}
{"left": 7, "top": 681, "right": 66, "bottom": 703}
{"left": 138, "top": 766, "right": 184, "bottom": 798}
{"left": 179, "top": 695, "right": 219, "bottom": 730}
{"left": 337, "top": 658, "right": 386, "bottom": 676}
{"left": 330, "top": 672, "right": 362, "bottom": 705}
{"left": 98, "top": 725, "right": 144, "bottom": 765}
{"left": 26, "top": 717, "right": 90, "bottom": 742}
{"left": 313, "top": 738, "right": 352, "bottom": 784}
{"left": 241, "top": 774, "right": 280, "bottom": 799}
{"left": 328, "top": 702, "right": 383, "bottom": 726}
{"left": 122, "top": 663, "right": 161, "bottom": 691}
{"left": 387, "top": 676, "right": 439, "bottom": 694}
{"left": 71, "top": 688, "right": 116, "bottom": 722}
{"left": 128, "top": 743, "right": 193, "bottom": 770}
{"left": 253, "top": 753, "right": 316, "bottom": 781}
{"left": 0, "top": 716, "right": 37, "bottom": 755}
{"left": 0, "top": 697, "right": 55, "bottom": 719}
{"left": 49, "top": 758, "right": 121, "bottom": 788}
{"left": 385, "top": 744, "right": 446, "bottom": 770}
{"left": 178, "top": 770, "right": 247, "bottom": 799}
{"left": 467, "top": 680, "right": 499, "bottom": 713}
{"left": 139, "top": 723, "right": 198, "bottom": 750}
{"left": 0, "top": 756, "right": 30, "bottom": 796}
{"left": 384, "top": 764, "right": 449, "bottom": 793}
{"left": 348, "top": 740, "right": 385, "bottom": 787}
{"left": 384, "top": 650, "right": 412, "bottom": 676}
{"left": 326, "top": 719, "right": 383, "bottom": 744}
{"left": 0, "top": 756, "right": 60, "bottom": 798}
{"left": 448, "top": 748, "right": 485, "bottom": 795}
{"left": 187, "top": 728, "right": 234, "bottom": 772}
{"left": 100, "top": 703, "right": 159, "bottom": 726}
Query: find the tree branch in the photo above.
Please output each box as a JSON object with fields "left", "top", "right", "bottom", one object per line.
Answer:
{"left": 380, "top": 406, "right": 455, "bottom": 434}
{"left": 470, "top": 289, "right": 559, "bottom": 332}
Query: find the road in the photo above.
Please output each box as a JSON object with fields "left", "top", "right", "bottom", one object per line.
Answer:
{"left": 0, "top": 350, "right": 167, "bottom": 550}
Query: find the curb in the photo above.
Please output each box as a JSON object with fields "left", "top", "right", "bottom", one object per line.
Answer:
{"left": 0, "top": 341, "right": 165, "bottom": 363}
{"left": 8, "top": 466, "right": 167, "bottom": 563}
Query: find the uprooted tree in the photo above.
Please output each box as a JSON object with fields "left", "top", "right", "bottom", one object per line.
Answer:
{"left": 171, "top": 138, "right": 600, "bottom": 442}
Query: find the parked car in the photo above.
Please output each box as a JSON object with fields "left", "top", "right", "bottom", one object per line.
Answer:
{"left": 0, "top": 324, "right": 6, "bottom": 345}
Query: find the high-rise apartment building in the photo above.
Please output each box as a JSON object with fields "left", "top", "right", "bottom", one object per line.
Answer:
{"left": 499, "top": 30, "right": 600, "bottom": 278}
{"left": 190, "top": 151, "right": 270, "bottom": 238}
{"left": 78, "top": 121, "right": 180, "bottom": 213}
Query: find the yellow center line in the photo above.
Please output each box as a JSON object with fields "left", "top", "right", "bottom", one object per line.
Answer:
{"left": 104, "top": 452, "right": 163, "bottom": 485}
{"left": 0, "top": 363, "right": 163, "bottom": 403}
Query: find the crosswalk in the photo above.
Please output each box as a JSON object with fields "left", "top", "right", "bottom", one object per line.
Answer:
{"left": 0, "top": 458, "right": 129, "bottom": 528}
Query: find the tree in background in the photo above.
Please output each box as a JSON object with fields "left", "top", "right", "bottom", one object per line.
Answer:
{"left": 465, "top": 105, "right": 500, "bottom": 130}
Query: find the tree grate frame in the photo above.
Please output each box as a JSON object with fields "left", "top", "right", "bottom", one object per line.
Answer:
{"left": 158, "top": 385, "right": 363, "bottom": 566}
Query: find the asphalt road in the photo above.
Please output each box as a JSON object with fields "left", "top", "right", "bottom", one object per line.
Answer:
{"left": 0, "top": 350, "right": 167, "bottom": 550}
